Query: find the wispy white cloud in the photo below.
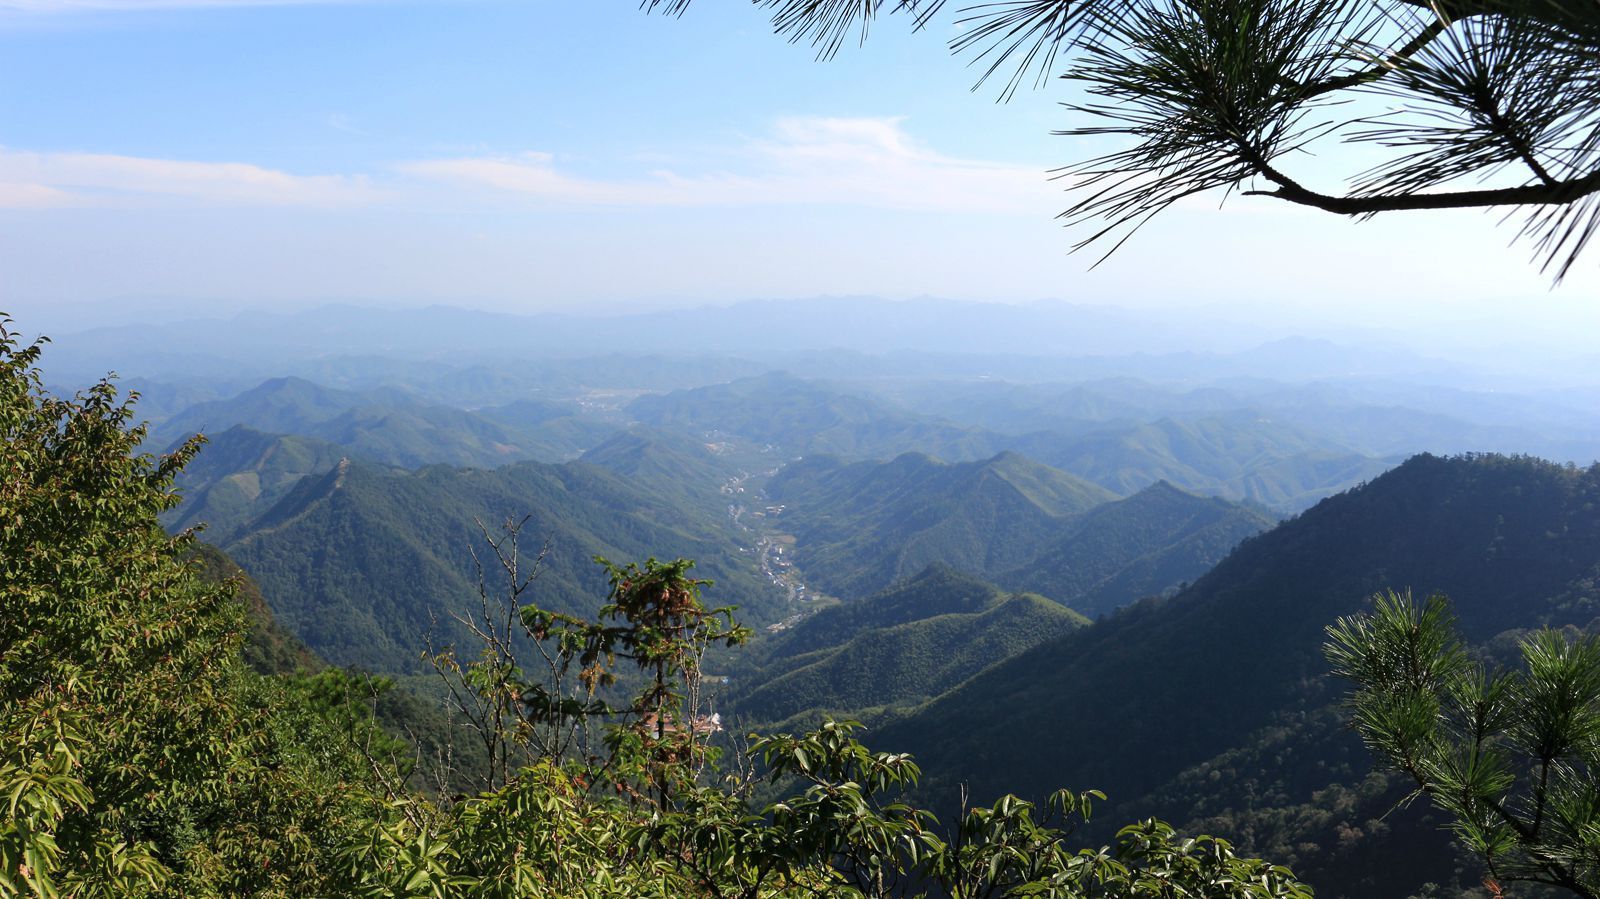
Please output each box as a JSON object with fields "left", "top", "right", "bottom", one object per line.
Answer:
{"left": 0, "top": 148, "right": 379, "bottom": 207}
{"left": 0, "top": 119, "right": 1048, "bottom": 215}
{"left": 397, "top": 117, "right": 1054, "bottom": 214}
{"left": 0, "top": 181, "right": 73, "bottom": 208}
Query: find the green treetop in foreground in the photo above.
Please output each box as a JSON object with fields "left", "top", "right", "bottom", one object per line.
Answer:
{"left": 0, "top": 319, "right": 385, "bottom": 897}
{"left": 650, "top": 0, "right": 1600, "bottom": 279}
{"left": 0, "top": 313, "right": 1315, "bottom": 896}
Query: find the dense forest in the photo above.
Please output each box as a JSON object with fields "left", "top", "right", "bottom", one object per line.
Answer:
{"left": 2, "top": 322, "right": 1319, "bottom": 897}
{"left": 9, "top": 310, "right": 1600, "bottom": 898}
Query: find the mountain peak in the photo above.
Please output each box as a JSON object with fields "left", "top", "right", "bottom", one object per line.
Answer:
{"left": 880, "top": 451, "right": 1600, "bottom": 850}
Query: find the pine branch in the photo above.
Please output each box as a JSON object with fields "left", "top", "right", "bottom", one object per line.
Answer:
{"left": 1241, "top": 156, "right": 1600, "bottom": 213}
{"left": 1294, "top": 18, "right": 1450, "bottom": 100}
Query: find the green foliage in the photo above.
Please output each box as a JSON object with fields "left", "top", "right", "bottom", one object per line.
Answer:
{"left": 345, "top": 705, "right": 1314, "bottom": 899}
{"left": 0, "top": 318, "right": 388, "bottom": 897}
{"left": 0, "top": 706, "right": 167, "bottom": 899}
{"left": 655, "top": 717, "right": 1318, "bottom": 898}
{"left": 1327, "top": 590, "right": 1600, "bottom": 897}
{"left": 342, "top": 512, "right": 1310, "bottom": 898}
{"left": 421, "top": 513, "right": 753, "bottom": 794}
{"left": 340, "top": 761, "right": 659, "bottom": 899}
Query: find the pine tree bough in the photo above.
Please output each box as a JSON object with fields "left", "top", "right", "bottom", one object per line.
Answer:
{"left": 648, "top": 0, "right": 1600, "bottom": 280}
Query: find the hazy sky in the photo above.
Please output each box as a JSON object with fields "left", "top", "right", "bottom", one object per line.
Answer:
{"left": 0, "top": 0, "right": 1596, "bottom": 334}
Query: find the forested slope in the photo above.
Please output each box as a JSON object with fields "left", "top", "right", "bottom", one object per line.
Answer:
{"left": 224, "top": 457, "right": 781, "bottom": 671}
{"left": 728, "top": 566, "right": 1090, "bottom": 724}
{"left": 874, "top": 453, "right": 1600, "bottom": 896}
{"left": 166, "top": 425, "right": 353, "bottom": 539}
{"left": 765, "top": 452, "right": 1268, "bottom": 610}
{"left": 1002, "top": 480, "right": 1276, "bottom": 615}
{"left": 765, "top": 451, "right": 1114, "bottom": 597}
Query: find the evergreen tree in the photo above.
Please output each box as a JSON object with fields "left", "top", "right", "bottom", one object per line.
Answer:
{"left": 1327, "top": 589, "right": 1600, "bottom": 897}
{"left": 649, "top": 0, "right": 1600, "bottom": 278}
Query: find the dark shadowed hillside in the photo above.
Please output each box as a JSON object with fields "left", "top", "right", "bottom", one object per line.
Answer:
{"left": 872, "top": 454, "right": 1600, "bottom": 897}
{"left": 186, "top": 541, "right": 322, "bottom": 677}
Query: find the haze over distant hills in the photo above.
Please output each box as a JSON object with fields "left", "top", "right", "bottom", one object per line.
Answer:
{"left": 132, "top": 301, "right": 1597, "bottom": 675}
{"left": 42, "top": 301, "right": 1597, "bottom": 485}
{"left": 36, "top": 298, "right": 1303, "bottom": 369}
{"left": 154, "top": 376, "right": 618, "bottom": 470}
{"left": 36, "top": 296, "right": 1590, "bottom": 391}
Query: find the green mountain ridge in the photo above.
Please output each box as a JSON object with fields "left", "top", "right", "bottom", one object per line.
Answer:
{"left": 765, "top": 452, "right": 1268, "bottom": 612}
{"left": 1012, "top": 412, "right": 1394, "bottom": 509}
{"left": 166, "top": 425, "right": 355, "bottom": 539}
{"left": 154, "top": 375, "right": 367, "bottom": 443}
{"left": 765, "top": 451, "right": 1116, "bottom": 598}
{"left": 1002, "top": 478, "right": 1278, "bottom": 616}
{"left": 728, "top": 566, "right": 1090, "bottom": 725}
{"left": 156, "top": 375, "right": 620, "bottom": 471}
{"left": 578, "top": 426, "right": 738, "bottom": 517}
{"left": 869, "top": 452, "right": 1600, "bottom": 897}
{"left": 222, "top": 455, "right": 783, "bottom": 672}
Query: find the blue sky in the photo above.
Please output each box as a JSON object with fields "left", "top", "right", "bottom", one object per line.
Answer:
{"left": 0, "top": 0, "right": 1596, "bottom": 340}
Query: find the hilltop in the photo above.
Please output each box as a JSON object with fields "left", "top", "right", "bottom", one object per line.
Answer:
{"left": 222, "top": 456, "right": 782, "bottom": 672}
{"left": 727, "top": 565, "right": 1090, "bottom": 725}
{"left": 871, "top": 453, "right": 1600, "bottom": 896}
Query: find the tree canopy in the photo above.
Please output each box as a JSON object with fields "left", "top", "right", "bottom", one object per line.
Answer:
{"left": 1, "top": 313, "right": 1314, "bottom": 897}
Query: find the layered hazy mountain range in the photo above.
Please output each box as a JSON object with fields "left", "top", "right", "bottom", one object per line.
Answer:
{"left": 40, "top": 298, "right": 1600, "bottom": 897}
